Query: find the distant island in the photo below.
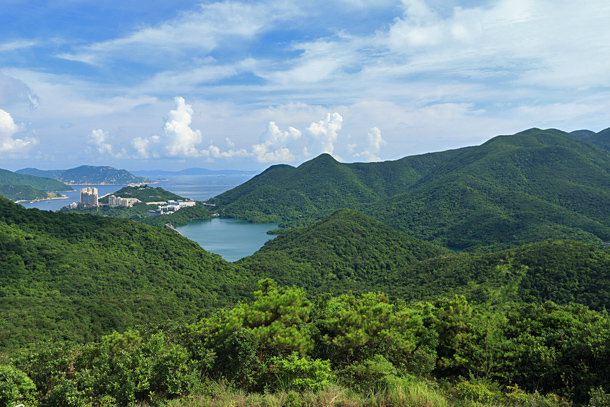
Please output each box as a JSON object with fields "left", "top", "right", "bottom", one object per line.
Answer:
{"left": 0, "top": 168, "right": 74, "bottom": 201}
{"left": 17, "top": 165, "right": 153, "bottom": 185}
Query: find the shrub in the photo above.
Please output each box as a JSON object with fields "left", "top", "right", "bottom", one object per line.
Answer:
{"left": 338, "top": 354, "right": 398, "bottom": 394}
{"left": 265, "top": 352, "right": 332, "bottom": 393}
{"left": 0, "top": 364, "right": 37, "bottom": 407}
{"left": 590, "top": 386, "right": 610, "bottom": 407}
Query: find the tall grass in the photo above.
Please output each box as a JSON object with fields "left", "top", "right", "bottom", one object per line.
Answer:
{"left": 160, "top": 379, "right": 451, "bottom": 407}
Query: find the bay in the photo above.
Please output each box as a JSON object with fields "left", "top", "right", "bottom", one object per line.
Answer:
{"left": 17, "top": 174, "right": 254, "bottom": 211}
{"left": 18, "top": 173, "right": 273, "bottom": 262}
{"left": 176, "top": 218, "right": 278, "bottom": 262}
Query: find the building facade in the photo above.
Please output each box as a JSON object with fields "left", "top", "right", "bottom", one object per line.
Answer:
{"left": 80, "top": 187, "right": 98, "bottom": 206}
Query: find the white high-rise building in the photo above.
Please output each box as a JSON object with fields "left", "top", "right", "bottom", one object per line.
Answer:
{"left": 80, "top": 187, "right": 98, "bottom": 206}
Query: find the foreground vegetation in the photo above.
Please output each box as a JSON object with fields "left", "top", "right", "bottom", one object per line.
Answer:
{"left": 3, "top": 280, "right": 610, "bottom": 406}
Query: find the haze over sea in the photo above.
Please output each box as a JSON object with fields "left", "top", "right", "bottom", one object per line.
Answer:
{"left": 17, "top": 174, "right": 278, "bottom": 261}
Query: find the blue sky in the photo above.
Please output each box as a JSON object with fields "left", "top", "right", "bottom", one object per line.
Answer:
{"left": 1, "top": 0, "right": 610, "bottom": 171}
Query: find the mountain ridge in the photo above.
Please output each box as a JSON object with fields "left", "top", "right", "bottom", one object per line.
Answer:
{"left": 17, "top": 165, "right": 152, "bottom": 185}
{"left": 212, "top": 127, "right": 610, "bottom": 251}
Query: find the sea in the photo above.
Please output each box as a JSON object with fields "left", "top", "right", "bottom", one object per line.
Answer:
{"left": 17, "top": 174, "right": 278, "bottom": 262}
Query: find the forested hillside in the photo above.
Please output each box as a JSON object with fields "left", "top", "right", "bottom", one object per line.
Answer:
{"left": 240, "top": 209, "right": 610, "bottom": 310}
{"left": 0, "top": 168, "right": 73, "bottom": 201}
{"left": 213, "top": 128, "right": 610, "bottom": 251}
{"left": 17, "top": 165, "right": 152, "bottom": 185}
{"left": 238, "top": 208, "right": 450, "bottom": 294}
{"left": 210, "top": 148, "right": 463, "bottom": 224}
{"left": 370, "top": 128, "right": 610, "bottom": 250}
{"left": 97, "top": 184, "right": 186, "bottom": 203}
{"left": 0, "top": 197, "right": 243, "bottom": 349}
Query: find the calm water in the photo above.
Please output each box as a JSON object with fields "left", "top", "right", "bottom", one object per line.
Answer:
{"left": 18, "top": 174, "right": 254, "bottom": 211}
{"left": 17, "top": 174, "right": 273, "bottom": 261}
{"left": 177, "top": 218, "right": 278, "bottom": 262}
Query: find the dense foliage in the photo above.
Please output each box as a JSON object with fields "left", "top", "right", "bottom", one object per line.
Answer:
{"left": 17, "top": 165, "right": 152, "bottom": 185}
{"left": 212, "top": 128, "right": 610, "bottom": 251}
{"left": 3, "top": 281, "right": 610, "bottom": 406}
{"left": 5, "top": 197, "right": 610, "bottom": 353}
{"left": 0, "top": 197, "right": 244, "bottom": 350}
{"left": 238, "top": 208, "right": 450, "bottom": 295}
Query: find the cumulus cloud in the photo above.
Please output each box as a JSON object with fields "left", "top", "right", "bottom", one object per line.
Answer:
{"left": 132, "top": 135, "right": 160, "bottom": 159}
{"left": 306, "top": 112, "right": 343, "bottom": 155}
{"left": 252, "top": 121, "right": 302, "bottom": 163}
{"left": 131, "top": 96, "right": 249, "bottom": 161}
{"left": 88, "top": 129, "right": 125, "bottom": 158}
{"left": 350, "top": 127, "right": 386, "bottom": 162}
{"left": 0, "top": 108, "right": 38, "bottom": 154}
{"left": 164, "top": 97, "right": 203, "bottom": 157}
{"left": 363, "top": 127, "right": 386, "bottom": 161}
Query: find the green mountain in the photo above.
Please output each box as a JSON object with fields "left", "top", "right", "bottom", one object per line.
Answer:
{"left": 210, "top": 148, "right": 463, "bottom": 223}
{"left": 0, "top": 168, "right": 73, "bottom": 201}
{"left": 371, "top": 128, "right": 610, "bottom": 250}
{"left": 213, "top": 127, "right": 610, "bottom": 251}
{"left": 240, "top": 209, "right": 610, "bottom": 311}
{"left": 571, "top": 126, "right": 610, "bottom": 152}
{"left": 98, "top": 184, "right": 187, "bottom": 204}
{"left": 0, "top": 196, "right": 244, "bottom": 349}
{"left": 17, "top": 165, "right": 152, "bottom": 185}
{"left": 4, "top": 194, "right": 610, "bottom": 353}
{"left": 238, "top": 208, "right": 450, "bottom": 294}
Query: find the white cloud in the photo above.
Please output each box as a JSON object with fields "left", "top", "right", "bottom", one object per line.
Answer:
{"left": 0, "top": 108, "right": 38, "bottom": 154}
{"left": 58, "top": 2, "right": 298, "bottom": 66}
{"left": 306, "top": 112, "right": 343, "bottom": 155}
{"left": 88, "top": 129, "right": 125, "bottom": 158}
{"left": 132, "top": 96, "right": 250, "bottom": 161}
{"left": 132, "top": 135, "right": 160, "bottom": 159}
{"left": 351, "top": 127, "right": 386, "bottom": 162}
{"left": 0, "top": 40, "right": 37, "bottom": 52}
{"left": 252, "top": 121, "right": 302, "bottom": 163}
{"left": 164, "top": 96, "right": 203, "bottom": 157}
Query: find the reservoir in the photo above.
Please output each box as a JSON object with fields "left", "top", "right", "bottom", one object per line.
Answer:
{"left": 176, "top": 218, "right": 279, "bottom": 262}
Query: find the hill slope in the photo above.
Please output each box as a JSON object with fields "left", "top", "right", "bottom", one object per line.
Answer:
{"left": 0, "top": 197, "right": 244, "bottom": 349}
{"left": 211, "top": 149, "right": 463, "bottom": 223}
{"left": 0, "top": 168, "right": 73, "bottom": 201}
{"left": 98, "top": 185, "right": 187, "bottom": 203}
{"left": 371, "top": 128, "right": 610, "bottom": 250}
{"left": 240, "top": 209, "right": 610, "bottom": 310}
{"left": 238, "top": 208, "right": 450, "bottom": 294}
{"left": 17, "top": 165, "right": 152, "bottom": 185}
{"left": 214, "top": 127, "right": 610, "bottom": 251}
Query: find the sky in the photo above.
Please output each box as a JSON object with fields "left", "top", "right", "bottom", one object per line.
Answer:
{"left": 1, "top": 0, "right": 610, "bottom": 172}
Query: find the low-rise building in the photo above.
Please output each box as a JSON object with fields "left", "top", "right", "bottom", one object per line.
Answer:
{"left": 108, "top": 195, "right": 141, "bottom": 207}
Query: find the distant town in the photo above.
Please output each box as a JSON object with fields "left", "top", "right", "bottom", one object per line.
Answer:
{"left": 72, "top": 186, "right": 197, "bottom": 217}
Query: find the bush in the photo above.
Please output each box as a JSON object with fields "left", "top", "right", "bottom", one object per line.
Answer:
{"left": 265, "top": 352, "right": 332, "bottom": 393}
{"left": 0, "top": 364, "right": 37, "bottom": 407}
{"left": 590, "top": 386, "right": 610, "bottom": 407}
{"left": 338, "top": 354, "right": 398, "bottom": 394}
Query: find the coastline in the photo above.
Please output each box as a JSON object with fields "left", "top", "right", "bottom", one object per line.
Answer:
{"left": 15, "top": 194, "right": 69, "bottom": 203}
